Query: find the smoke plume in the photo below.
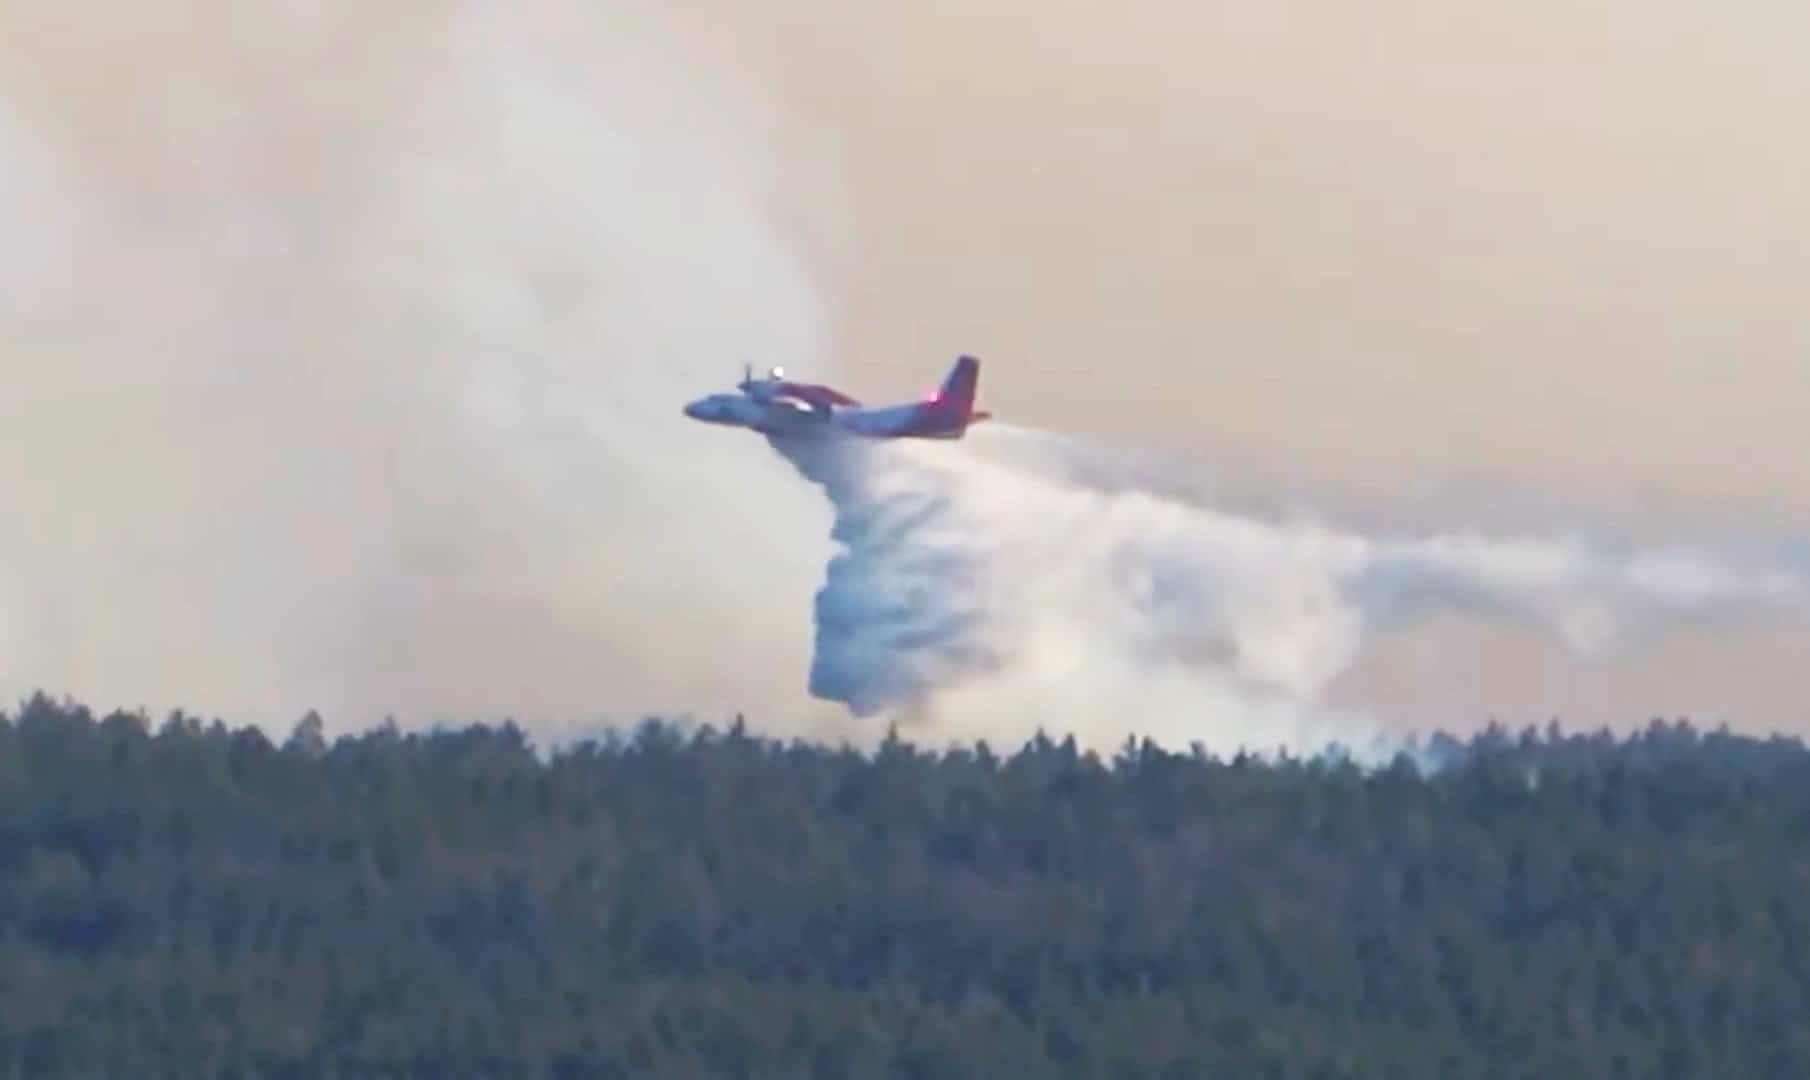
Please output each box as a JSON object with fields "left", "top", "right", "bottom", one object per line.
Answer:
{"left": 772, "top": 425, "right": 1808, "bottom": 759}
{"left": 6, "top": 2, "right": 1807, "bottom": 758}
{"left": 0, "top": 2, "right": 846, "bottom": 740}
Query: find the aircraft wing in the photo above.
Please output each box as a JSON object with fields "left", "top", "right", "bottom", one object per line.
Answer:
{"left": 776, "top": 382, "right": 861, "bottom": 410}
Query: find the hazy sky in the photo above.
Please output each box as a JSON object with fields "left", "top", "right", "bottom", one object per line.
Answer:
{"left": 684, "top": 0, "right": 1810, "bottom": 739}
{"left": 681, "top": 0, "right": 1810, "bottom": 517}
{"left": 1, "top": 1, "right": 1806, "bottom": 747}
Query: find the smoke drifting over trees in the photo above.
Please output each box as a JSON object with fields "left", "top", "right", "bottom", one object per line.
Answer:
{"left": 6, "top": 2, "right": 1810, "bottom": 749}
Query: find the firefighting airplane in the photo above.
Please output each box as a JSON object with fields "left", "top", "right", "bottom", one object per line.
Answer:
{"left": 683, "top": 355, "right": 992, "bottom": 440}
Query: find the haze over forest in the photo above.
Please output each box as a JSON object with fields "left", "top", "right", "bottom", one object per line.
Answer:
{"left": 3, "top": 2, "right": 1808, "bottom": 750}
{"left": 4, "top": 8, "right": 1810, "bottom": 1076}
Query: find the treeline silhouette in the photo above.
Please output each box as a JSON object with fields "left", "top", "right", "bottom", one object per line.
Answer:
{"left": 2, "top": 694, "right": 1808, "bottom": 1078}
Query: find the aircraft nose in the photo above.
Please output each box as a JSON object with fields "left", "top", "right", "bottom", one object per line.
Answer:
{"left": 683, "top": 401, "right": 704, "bottom": 420}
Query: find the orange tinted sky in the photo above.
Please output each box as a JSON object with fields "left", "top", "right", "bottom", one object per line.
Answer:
{"left": 1, "top": 2, "right": 1806, "bottom": 744}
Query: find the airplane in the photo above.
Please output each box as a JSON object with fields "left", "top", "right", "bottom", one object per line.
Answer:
{"left": 683, "top": 355, "right": 992, "bottom": 440}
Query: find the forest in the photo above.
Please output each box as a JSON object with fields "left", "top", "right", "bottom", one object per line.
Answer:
{"left": 1, "top": 693, "right": 1808, "bottom": 1078}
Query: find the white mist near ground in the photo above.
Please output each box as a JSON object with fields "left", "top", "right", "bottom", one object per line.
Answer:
{"left": 5, "top": 3, "right": 1807, "bottom": 760}
{"left": 0, "top": 2, "right": 847, "bottom": 741}
{"left": 771, "top": 424, "right": 1809, "bottom": 761}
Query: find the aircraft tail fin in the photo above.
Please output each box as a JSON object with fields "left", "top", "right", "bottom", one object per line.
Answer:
{"left": 934, "top": 355, "right": 980, "bottom": 415}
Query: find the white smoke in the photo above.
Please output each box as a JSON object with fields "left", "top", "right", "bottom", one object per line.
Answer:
{"left": 772, "top": 424, "right": 1809, "bottom": 760}
{"left": 0, "top": 2, "right": 845, "bottom": 739}
{"left": 7, "top": 3, "right": 1806, "bottom": 759}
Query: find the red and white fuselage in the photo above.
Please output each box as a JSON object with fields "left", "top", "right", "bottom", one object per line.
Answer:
{"left": 684, "top": 355, "right": 991, "bottom": 441}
